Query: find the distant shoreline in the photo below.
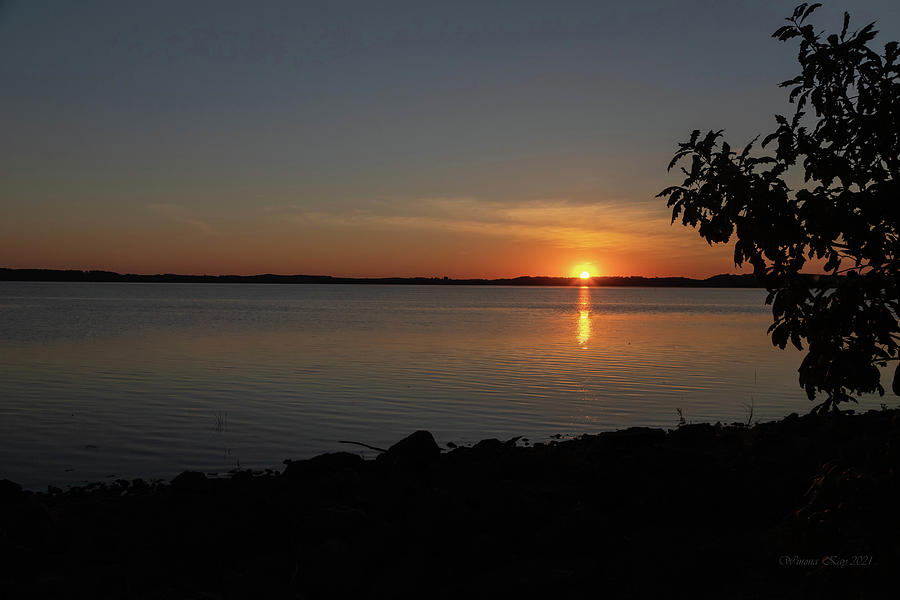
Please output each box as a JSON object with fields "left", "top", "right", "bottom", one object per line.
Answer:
{"left": 0, "top": 268, "right": 762, "bottom": 287}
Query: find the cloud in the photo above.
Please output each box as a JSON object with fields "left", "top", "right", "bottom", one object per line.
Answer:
{"left": 284, "top": 197, "right": 673, "bottom": 250}
{"left": 146, "top": 203, "right": 214, "bottom": 235}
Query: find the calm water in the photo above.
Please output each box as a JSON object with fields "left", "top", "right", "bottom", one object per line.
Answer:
{"left": 1, "top": 282, "right": 894, "bottom": 489}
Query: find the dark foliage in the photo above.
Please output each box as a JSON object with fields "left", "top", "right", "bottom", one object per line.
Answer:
{"left": 658, "top": 3, "right": 899, "bottom": 411}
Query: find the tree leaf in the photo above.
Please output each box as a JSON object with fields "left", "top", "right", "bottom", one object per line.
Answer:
{"left": 802, "top": 3, "right": 822, "bottom": 23}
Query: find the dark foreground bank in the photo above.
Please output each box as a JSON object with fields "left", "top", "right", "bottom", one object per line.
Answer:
{"left": 2, "top": 410, "right": 899, "bottom": 599}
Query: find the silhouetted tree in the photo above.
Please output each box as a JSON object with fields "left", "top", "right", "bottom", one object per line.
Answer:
{"left": 658, "top": 3, "right": 899, "bottom": 411}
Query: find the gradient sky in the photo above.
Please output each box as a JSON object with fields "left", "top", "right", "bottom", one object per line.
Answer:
{"left": 2, "top": 0, "right": 898, "bottom": 278}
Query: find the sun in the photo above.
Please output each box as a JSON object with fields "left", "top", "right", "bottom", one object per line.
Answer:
{"left": 579, "top": 271, "right": 591, "bottom": 280}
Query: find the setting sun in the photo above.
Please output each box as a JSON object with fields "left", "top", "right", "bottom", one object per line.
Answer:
{"left": 579, "top": 271, "right": 591, "bottom": 279}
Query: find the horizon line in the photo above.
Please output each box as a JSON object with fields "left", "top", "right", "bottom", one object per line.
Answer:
{"left": 0, "top": 267, "right": 756, "bottom": 281}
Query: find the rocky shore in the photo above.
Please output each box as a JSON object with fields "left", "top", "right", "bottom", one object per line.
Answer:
{"left": 2, "top": 409, "right": 899, "bottom": 599}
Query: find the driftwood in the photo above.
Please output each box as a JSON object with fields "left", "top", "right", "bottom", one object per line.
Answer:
{"left": 338, "top": 440, "right": 387, "bottom": 453}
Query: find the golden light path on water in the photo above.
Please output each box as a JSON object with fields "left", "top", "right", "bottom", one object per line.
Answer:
{"left": 577, "top": 285, "right": 592, "bottom": 347}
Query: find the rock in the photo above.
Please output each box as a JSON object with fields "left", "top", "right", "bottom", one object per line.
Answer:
{"left": 604, "top": 427, "right": 666, "bottom": 441}
{"left": 170, "top": 471, "right": 210, "bottom": 493}
{"left": 0, "top": 479, "right": 23, "bottom": 504}
{"left": 471, "top": 438, "right": 504, "bottom": 454}
{"left": 598, "top": 427, "right": 666, "bottom": 451}
{"left": 283, "top": 452, "right": 365, "bottom": 479}
{"left": 229, "top": 469, "right": 254, "bottom": 482}
{"left": 669, "top": 423, "right": 715, "bottom": 447}
{"left": 378, "top": 430, "right": 441, "bottom": 469}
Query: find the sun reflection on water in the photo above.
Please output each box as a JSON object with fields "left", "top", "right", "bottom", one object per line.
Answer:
{"left": 577, "top": 286, "right": 591, "bottom": 347}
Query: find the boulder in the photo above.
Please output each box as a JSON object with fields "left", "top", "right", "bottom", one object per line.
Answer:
{"left": 170, "top": 471, "right": 210, "bottom": 493}
{"left": 669, "top": 422, "right": 716, "bottom": 447}
{"left": 0, "top": 479, "right": 23, "bottom": 505}
{"left": 377, "top": 430, "right": 441, "bottom": 469}
{"left": 283, "top": 452, "right": 365, "bottom": 479}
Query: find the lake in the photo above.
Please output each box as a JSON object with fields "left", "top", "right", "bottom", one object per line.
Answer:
{"left": 0, "top": 282, "right": 894, "bottom": 489}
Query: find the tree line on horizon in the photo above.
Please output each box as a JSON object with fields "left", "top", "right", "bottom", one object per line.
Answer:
{"left": 0, "top": 268, "right": 764, "bottom": 287}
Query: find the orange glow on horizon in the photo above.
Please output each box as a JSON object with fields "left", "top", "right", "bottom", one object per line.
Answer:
{"left": 0, "top": 215, "right": 755, "bottom": 280}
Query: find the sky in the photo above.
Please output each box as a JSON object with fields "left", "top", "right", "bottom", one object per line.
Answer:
{"left": 2, "top": 0, "right": 898, "bottom": 278}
